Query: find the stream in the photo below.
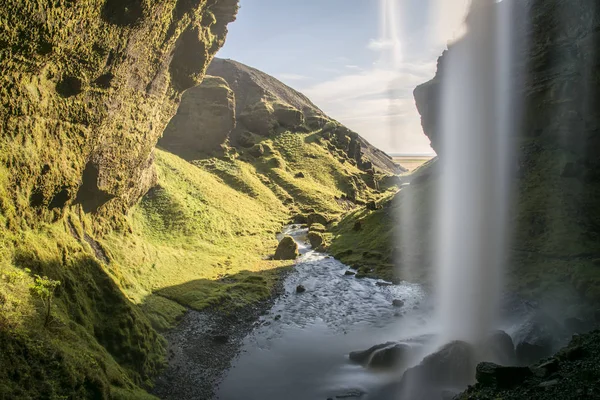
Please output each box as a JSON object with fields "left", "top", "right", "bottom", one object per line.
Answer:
{"left": 215, "top": 226, "right": 434, "bottom": 400}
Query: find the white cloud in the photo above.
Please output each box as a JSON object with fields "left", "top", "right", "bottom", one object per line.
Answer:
{"left": 367, "top": 38, "right": 397, "bottom": 51}
{"left": 276, "top": 73, "right": 309, "bottom": 81}
{"left": 302, "top": 60, "right": 437, "bottom": 154}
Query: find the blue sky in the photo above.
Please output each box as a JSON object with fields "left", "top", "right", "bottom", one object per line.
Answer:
{"left": 217, "top": 0, "right": 470, "bottom": 155}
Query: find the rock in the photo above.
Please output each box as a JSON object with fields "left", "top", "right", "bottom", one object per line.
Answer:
{"left": 366, "top": 200, "right": 378, "bottom": 211}
{"left": 272, "top": 102, "right": 305, "bottom": 128}
{"left": 307, "top": 213, "right": 328, "bottom": 226}
{"left": 307, "top": 232, "right": 323, "bottom": 249}
{"left": 344, "top": 270, "right": 356, "bottom": 276}
{"left": 392, "top": 299, "right": 404, "bottom": 308}
{"left": 539, "top": 379, "right": 560, "bottom": 388}
{"left": 400, "top": 341, "right": 476, "bottom": 390}
{"left": 559, "top": 345, "right": 585, "bottom": 361}
{"left": 159, "top": 76, "right": 235, "bottom": 160}
{"left": 349, "top": 342, "right": 396, "bottom": 365}
{"left": 248, "top": 143, "right": 264, "bottom": 157}
{"left": 238, "top": 131, "right": 256, "bottom": 148}
{"left": 531, "top": 358, "right": 559, "bottom": 378}
{"left": 309, "top": 223, "right": 326, "bottom": 233}
{"left": 296, "top": 285, "right": 306, "bottom": 293}
{"left": 564, "top": 317, "right": 590, "bottom": 334}
{"left": 376, "top": 281, "right": 392, "bottom": 287}
{"left": 516, "top": 342, "right": 551, "bottom": 366}
{"left": 212, "top": 335, "right": 229, "bottom": 344}
{"left": 352, "top": 221, "right": 362, "bottom": 231}
{"left": 294, "top": 171, "right": 305, "bottom": 178}
{"left": 484, "top": 330, "right": 516, "bottom": 366}
{"left": 292, "top": 214, "right": 308, "bottom": 224}
{"left": 368, "top": 343, "right": 411, "bottom": 369}
{"left": 475, "top": 362, "right": 532, "bottom": 387}
{"left": 273, "top": 236, "right": 299, "bottom": 260}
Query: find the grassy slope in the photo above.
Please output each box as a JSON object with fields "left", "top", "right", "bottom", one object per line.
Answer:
{"left": 0, "top": 126, "right": 393, "bottom": 398}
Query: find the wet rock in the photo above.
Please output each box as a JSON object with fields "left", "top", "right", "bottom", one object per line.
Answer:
{"left": 344, "top": 270, "right": 356, "bottom": 276}
{"left": 400, "top": 341, "right": 476, "bottom": 389}
{"left": 531, "top": 358, "right": 559, "bottom": 378}
{"left": 296, "top": 285, "right": 306, "bottom": 293}
{"left": 349, "top": 342, "right": 396, "bottom": 365}
{"left": 558, "top": 345, "right": 585, "bottom": 361}
{"left": 308, "top": 231, "right": 323, "bottom": 249}
{"left": 292, "top": 214, "right": 308, "bottom": 224}
{"left": 212, "top": 335, "right": 229, "bottom": 344}
{"left": 273, "top": 236, "right": 299, "bottom": 260}
{"left": 376, "top": 281, "right": 392, "bottom": 287}
{"left": 516, "top": 342, "right": 551, "bottom": 366}
{"left": 392, "top": 299, "right": 404, "bottom": 308}
{"left": 539, "top": 379, "right": 560, "bottom": 388}
{"left": 475, "top": 362, "right": 532, "bottom": 387}
{"left": 564, "top": 317, "right": 590, "bottom": 334}
{"left": 513, "top": 313, "right": 562, "bottom": 365}
{"left": 368, "top": 344, "right": 411, "bottom": 369}
{"left": 484, "top": 330, "right": 516, "bottom": 365}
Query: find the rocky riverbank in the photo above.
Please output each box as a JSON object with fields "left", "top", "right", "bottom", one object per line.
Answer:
{"left": 152, "top": 272, "right": 288, "bottom": 400}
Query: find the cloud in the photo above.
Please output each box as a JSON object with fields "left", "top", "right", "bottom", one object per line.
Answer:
{"left": 276, "top": 73, "right": 309, "bottom": 81}
{"left": 301, "top": 60, "right": 437, "bottom": 154}
{"left": 367, "top": 38, "right": 397, "bottom": 51}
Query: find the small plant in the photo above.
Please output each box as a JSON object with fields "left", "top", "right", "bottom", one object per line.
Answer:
{"left": 29, "top": 275, "right": 61, "bottom": 328}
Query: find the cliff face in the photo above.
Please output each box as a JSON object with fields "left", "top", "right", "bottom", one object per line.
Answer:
{"left": 1, "top": 0, "right": 238, "bottom": 225}
{"left": 0, "top": 2, "right": 239, "bottom": 398}
{"left": 413, "top": 0, "right": 600, "bottom": 301}
{"left": 161, "top": 57, "right": 401, "bottom": 175}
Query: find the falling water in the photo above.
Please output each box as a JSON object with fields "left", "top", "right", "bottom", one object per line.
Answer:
{"left": 435, "top": 0, "right": 517, "bottom": 345}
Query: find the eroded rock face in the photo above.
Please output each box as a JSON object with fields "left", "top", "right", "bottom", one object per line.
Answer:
{"left": 1, "top": 0, "right": 238, "bottom": 223}
{"left": 159, "top": 76, "right": 236, "bottom": 159}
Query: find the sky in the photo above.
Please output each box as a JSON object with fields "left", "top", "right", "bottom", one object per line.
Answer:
{"left": 217, "top": 0, "right": 471, "bottom": 155}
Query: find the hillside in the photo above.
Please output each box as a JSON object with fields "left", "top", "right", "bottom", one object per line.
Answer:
{"left": 0, "top": 3, "right": 403, "bottom": 397}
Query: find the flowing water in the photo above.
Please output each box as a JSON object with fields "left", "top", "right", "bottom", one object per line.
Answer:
{"left": 216, "top": 226, "right": 432, "bottom": 400}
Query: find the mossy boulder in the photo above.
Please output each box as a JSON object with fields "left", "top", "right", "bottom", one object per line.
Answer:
{"left": 249, "top": 144, "right": 265, "bottom": 157}
{"left": 274, "top": 236, "right": 299, "bottom": 260}
{"left": 272, "top": 102, "right": 305, "bottom": 128}
{"left": 308, "top": 232, "right": 323, "bottom": 249}
{"left": 309, "top": 223, "right": 326, "bottom": 233}
{"left": 307, "top": 213, "right": 328, "bottom": 227}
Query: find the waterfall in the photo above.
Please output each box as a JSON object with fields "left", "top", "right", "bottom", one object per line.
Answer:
{"left": 435, "top": 0, "right": 518, "bottom": 345}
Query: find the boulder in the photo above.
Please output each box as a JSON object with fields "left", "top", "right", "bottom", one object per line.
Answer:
{"left": 239, "top": 101, "right": 277, "bottom": 136}
{"left": 309, "top": 223, "right": 326, "bottom": 233}
{"left": 238, "top": 131, "right": 256, "bottom": 148}
{"left": 366, "top": 200, "right": 379, "bottom": 211}
{"left": 307, "top": 213, "right": 328, "bottom": 226}
{"left": 400, "top": 341, "right": 476, "bottom": 389}
{"left": 392, "top": 299, "right": 404, "bottom": 308}
{"left": 307, "top": 232, "right": 323, "bottom": 249}
{"left": 344, "top": 270, "right": 356, "bottom": 276}
{"left": 248, "top": 143, "right": 264, "bottom": 157}
{"left": 483, "top": 330, "right": 516, "bottom": 366}
{"left": 273, "top": 236, "right": 299, "bottom": 260}
{"left": 516, "top": 342, "right": 550, "bottom": 366}
{"left": 294, "top": 171, "right": 305, "bottom": 178}
{"left": 475, "top": 362, "right": 532, "bottom": 387}
{"left": 296, "top": 285, "right": 306, "bottom": 293}
{"left": 349, "top": 342, "right": 396, "bottom": 365}
{"left": 368, "top": 344, "right": 411, "bottom": 369}
{"left": 272, "top": 102, "right": 305, "bottom": 128}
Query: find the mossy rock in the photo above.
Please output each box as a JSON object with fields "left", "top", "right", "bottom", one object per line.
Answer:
{"left": 307, "top": 213, "right": 328, "bottom": 226}
{"left": 249, "top": 144, "right": 264, "bottom": 157}
{"left": 274, "top": 236, "right": 299, "bottom": 260}
{"left": 308, "top": 232, "right": 323, "bottom": 249}
{"left": 268, "top": 156, "right": 286, "bottom": 169}
{"left": 309, "top": 223, "right": 326, "bottom": 233}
